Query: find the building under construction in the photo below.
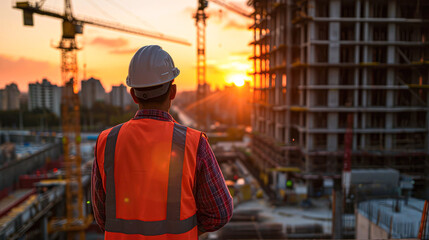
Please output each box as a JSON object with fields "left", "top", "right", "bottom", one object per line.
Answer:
{"left": 249, "top": 0, "right": 429, "bottom": 197}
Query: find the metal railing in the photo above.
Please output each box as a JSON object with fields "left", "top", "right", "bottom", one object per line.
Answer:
{"left": 358, "top": 199, "right": 421, "bottom": 239}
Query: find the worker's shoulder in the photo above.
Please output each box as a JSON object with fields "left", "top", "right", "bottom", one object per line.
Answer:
{"left": 180, "top": 124, "right": 204, "bottom": 136}
{"left": 98, "top": 122, "right": 127, "bottom": 140}
{"left": 177, "top": 124, "right": 207, "bottom": 140}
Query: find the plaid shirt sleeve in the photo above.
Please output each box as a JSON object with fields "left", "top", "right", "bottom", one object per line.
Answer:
{"left": 195, "top": 135, "right": 233, "bottom": 232}
{"left": 91, "top": 140, "right": 106, "bottom": 232}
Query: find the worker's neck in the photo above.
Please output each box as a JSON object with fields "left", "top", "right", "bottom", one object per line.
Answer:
{"left": 138, "top": 102, "right": 170, "bottom": 113}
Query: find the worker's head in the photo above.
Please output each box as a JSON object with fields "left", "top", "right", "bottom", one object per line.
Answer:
{"left": 126, "top": 45, "right": 179, "bottom": 110}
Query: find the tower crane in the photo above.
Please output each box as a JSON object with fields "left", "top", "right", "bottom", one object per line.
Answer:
{"left": 194, "top": 0, "right": 251, "bottom": 129}
{"left": 14, "top": 1, "right": 190, "bottom": 239}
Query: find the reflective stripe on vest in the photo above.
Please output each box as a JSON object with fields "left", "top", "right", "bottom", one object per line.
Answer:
{"left": 103, "top": 123, "right": 197, "bottom": 236}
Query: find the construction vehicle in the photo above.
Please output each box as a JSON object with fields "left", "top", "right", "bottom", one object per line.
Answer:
{"left": 14, "top": 1, "right": 190, "bottom": 239}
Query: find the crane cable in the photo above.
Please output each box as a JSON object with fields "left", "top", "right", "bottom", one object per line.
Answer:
{"left": 86, "top": 0, "right": 119, "bottom": 22}
{"left": 103, "top": 0, "right": 157, "bottom": 31}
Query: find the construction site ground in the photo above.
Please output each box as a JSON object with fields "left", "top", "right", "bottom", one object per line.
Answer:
{"left": 234, "top": 198, "right": 332, "bottom": 232}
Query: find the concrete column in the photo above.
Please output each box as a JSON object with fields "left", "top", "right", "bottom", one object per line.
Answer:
{"left": 385, "top": 114, "right": 393, "bottom": 150}
{"left": 304, "top": 154, "right": 312, "bottom": 172}
{"left": 326, "top": 1, "right": 341, "bottom": 153}
{"left": 308, "top": 0, "right": 316, "bottom": 18}
{"left": 41, "top": 216, "right": 48, "bottom": 240}
{"left": 385, "top": 69, "right": 395, "bottom": 150}
{"left": 332, "top": 179, "right": 343, "bottom": 239}
{"left": 385, "top": 1, "right": 397, "bottom": 150}
{"left": 356, "top": 0, "right": 362, "bottom": 19}
{"left": 275, "top": 112, "right": 280, "bottom": 141}
{"left": 284, "top": 0, "right": 293, "bottom": 143}
{"left": 308, "top": 21, "right": 315, "bottom": 43}
{"left": 352, "top": 0, "right": 362, "bottom": 151}
{"left": 275, "top": 73, "right": 282, "bottom": 106}
{"left": 284, "top": 111, "right": 288, "bottom": 144}
{"left": 426, "top": 91, "right": 429, "bottom": 199}
{"left": 308, "top": 113, "right": 314, "bottom": 129}
{"left": 275, "top": 14, "right": 281, "bottom": 48}
{"left": 360, "top": 0, "right": 370, "bottom": 149}
{"left": 327, "top": 67, "right": 339, "bottom": 151}
{"left": 300, "top": 72, "right": 306, "bottom": 106}
{"left": 328, "top": 113, "right": 339, "bottom": 151}
{"left": 427, "top": 93, "right": 429, "bottom": 154}
{"left": 307, "top": 132, "right": 313, "bottom": 151}
{"left": 308, "top": 68, "right": 316, "bottom": 85}
{"left": 330, "top": 0, "right": 341, "bottom": 18}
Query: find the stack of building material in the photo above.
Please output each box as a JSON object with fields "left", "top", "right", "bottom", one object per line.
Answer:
{"left": 217, "top": 222, "right": 284, "bottom": 239}
{"left": 230, "top": 209, "right": 260, "bottom": 222}
{"left": 285, "top": 223, "right": 325, "bottom": 239}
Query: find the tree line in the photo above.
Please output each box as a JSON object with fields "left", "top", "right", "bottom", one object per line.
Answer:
{"left": 0, "top": 102, "right": 184, "bottom": 132}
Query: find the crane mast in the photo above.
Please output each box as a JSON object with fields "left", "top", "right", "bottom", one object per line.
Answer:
{"left": 57, "top": 1, "right": 87, "bottom": 239}
{"left": 194, "top": 0, "right": 208, "bottom": 129}
{"left": 193, "top": 0, "right": 251, "bottom": 129}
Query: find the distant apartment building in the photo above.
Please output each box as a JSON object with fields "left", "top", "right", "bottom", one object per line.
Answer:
{"left": 110, "top": 84, "right": 132, "bottom": 109}
{"left": 28, "top": 78, "right": 61, "bottom": 116}
{"left": 0, "top": 89, "right": 6, "bottom": 111}
{"left": 5, "top": 84, "right": 20, "bottom": 110}
{"left": 0, "top": 83, "right": 20, "bottom": 111}
{"left": 249, "top": 0, "right": 429, "bottom": 198}
{"left": 80, "top": 77, "right": 107, "bottom": 109}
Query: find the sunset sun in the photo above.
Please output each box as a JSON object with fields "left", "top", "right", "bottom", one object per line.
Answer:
{"left": 226, "top": 74, "right": 247, "bottom": 87}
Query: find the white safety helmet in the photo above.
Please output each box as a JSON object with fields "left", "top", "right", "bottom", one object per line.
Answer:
{"left": 126, "top": 45, "right": 180, "bottom": 100}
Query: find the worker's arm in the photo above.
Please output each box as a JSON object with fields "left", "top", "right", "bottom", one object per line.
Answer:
{"left": 195, "top": 135, "right": 233, "bottom": 233}
{"left": 91, "top": 141, "right": 106, "bottom": 232}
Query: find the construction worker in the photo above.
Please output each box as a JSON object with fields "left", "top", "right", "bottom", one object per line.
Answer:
{"left": 91, "top": 45, "right": 233, "bottom": 239}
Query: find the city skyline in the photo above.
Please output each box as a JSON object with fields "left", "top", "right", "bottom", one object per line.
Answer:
{"left": 0, "top": 0, "right": 253, "bottom": 93}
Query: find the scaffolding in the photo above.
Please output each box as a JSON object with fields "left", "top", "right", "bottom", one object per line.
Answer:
{"left": 249, "top": 0, "right": 429, "bottom": 198}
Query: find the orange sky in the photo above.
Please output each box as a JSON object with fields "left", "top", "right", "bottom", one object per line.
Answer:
{"left": 0, "top": 0, "right": 253, "bottom": 93}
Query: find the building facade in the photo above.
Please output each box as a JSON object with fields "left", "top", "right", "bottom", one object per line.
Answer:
{"left": 0, "top": 83, "right": 21, "bottom": 111}
{"left": 0, "top": 89, "right": 6, "bottom": 111}
{"left": 28, "top": 79, "right": 61, "bottom": 116}
{"left": 5, "top": 84, "right": 20, "bottom": 110}
{"left": 80, "top": 77, "right": 107, "bottom": 109}
{"left": 110, "top": 84, "right": 132, "bottom": 109}
{"left": 249, "top": 0, "right": 429, "bottom": 197}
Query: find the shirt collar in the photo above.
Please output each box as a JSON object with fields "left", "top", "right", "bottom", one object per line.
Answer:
{"left": 133, "top": 109, "right": 174, "bottom": 122}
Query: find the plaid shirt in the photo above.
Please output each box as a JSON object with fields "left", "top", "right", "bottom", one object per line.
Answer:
{"left": 91, "top": 109, "right": 233, "bottom": 233}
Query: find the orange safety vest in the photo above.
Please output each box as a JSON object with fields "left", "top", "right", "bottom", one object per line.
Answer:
{"left": 96, "top": 118, "right": 201, "bottom": 239}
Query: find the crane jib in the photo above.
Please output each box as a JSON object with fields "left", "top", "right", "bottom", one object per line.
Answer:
{"left": 14, "top": 1, "right": 191, "bottom": 46}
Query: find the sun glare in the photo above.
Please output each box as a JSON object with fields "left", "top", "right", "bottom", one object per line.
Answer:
{"left": 227, "top": 74, "right": 247, "bottom": 87}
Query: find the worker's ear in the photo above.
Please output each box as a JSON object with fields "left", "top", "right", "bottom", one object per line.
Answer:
{"left": 130, "top": 88, "right": 139, "bottom": 104}
{"left": 170, "top": 84, "right": 177, "bottom": 100}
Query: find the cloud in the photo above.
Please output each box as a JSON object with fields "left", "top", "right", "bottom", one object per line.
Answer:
{"left": 90, "top": 37, "right": 129, "bottom": 48}
{"left": 0, "top": 55, "right": 61, "bottom": 92}
{"left": 223, "top": 19, "right": 249, "bottom": 29}
{"left": 89, "top": 36, "right": 139, "bottom": 55}
{"left": 109, "top": 48, "right": 139, "bottom": 55}
{"left": 231, "top": 50, "right": 251, "bottom": 56}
